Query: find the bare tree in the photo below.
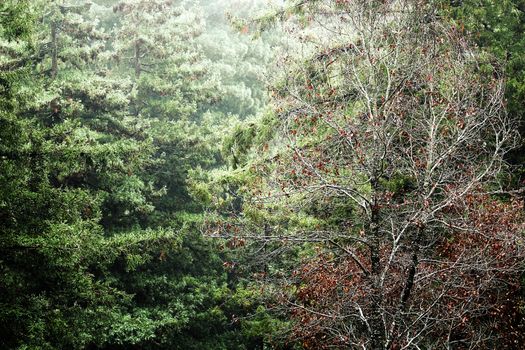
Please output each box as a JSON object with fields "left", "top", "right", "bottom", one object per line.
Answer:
{"left": 210, "top": 0, "right": 524, "bottom": 349}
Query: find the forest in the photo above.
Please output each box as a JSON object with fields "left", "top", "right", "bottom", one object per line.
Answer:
{"left": 1, "top": 0, "right": 524, "bottom": 349}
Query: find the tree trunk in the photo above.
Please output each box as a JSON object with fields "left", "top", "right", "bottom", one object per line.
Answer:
{"left": 134, "top": 41, "right": 141, "bottom": 78}
{"left": 369, "top": 199, "right": 386, "bottom": 350}
{"left": 50, "top": 21, "right": 58, "bottom": 78}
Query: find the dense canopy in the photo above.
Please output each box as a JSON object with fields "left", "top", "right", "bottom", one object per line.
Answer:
{"left": 1, "top": 1, "right": 524, "bottom": 349}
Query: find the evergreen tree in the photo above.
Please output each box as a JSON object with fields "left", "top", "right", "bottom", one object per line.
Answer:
{"left": 2, "top": 0, "right": 299, "bottom": 349}
{"left": 0, "top": 1, "right": 173, "bottom": 347}
{"left": 445, "top": 0, "right": 525, "bottom": 182}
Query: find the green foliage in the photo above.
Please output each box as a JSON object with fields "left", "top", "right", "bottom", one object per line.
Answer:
{"left": 378, "top": 173, "right": 416, "bottom": 195}
{"left": 1, "top": 0, "right": 280, "bottom": 349}
{"left": 445, "top": 0, "right": 525, "bottom": 178}
{"left": 0, "top": 0, "right": 35, "bottom": 41}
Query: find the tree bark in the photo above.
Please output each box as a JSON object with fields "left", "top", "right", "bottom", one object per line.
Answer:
{"left": 369, "top": 191, "right": 386, "bottom": 350}
{"left": 50, "top": 21, "right": 58, "bottom": 79}
{"left": 134, "top": 41, "right": 141, "bottom": 78}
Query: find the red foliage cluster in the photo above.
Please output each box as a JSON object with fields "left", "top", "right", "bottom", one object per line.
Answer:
{"left": 288, "top": 195, "right": 525, "bottom": 349}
